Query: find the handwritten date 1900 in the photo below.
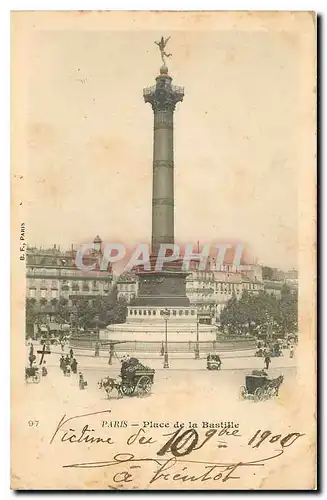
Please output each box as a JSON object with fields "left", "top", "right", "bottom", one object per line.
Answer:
{"left": 248, "top": 429, "right": 304, "bottom": 449}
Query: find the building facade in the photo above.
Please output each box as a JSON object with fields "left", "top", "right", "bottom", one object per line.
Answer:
{"left": 116, "top": 272, "right": 139, "bottom": 303}
{"left": 187, "top": 267, "right": 264, "bottom": 324}
{"left": 26, "top": 236, "right": 113, "bottom": 307}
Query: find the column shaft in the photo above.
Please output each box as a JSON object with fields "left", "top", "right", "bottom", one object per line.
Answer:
{"left": 152, "top": 110, "right": 174, "bottom": 255}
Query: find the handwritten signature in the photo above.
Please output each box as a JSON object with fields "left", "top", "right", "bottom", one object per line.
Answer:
{"left": 62, "top": 450, "right": 284, "bottom": 485}
{"left": 50, "top": 410, "right": 114, "bottom": 445}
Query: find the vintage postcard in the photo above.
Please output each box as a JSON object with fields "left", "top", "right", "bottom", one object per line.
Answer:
{"left": 11, "top": 11, "right": 316, "bottom": 490}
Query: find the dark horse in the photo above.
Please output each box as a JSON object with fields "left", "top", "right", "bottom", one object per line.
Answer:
{"left": 267, "top": 375, "right": 284, "bottom": 396}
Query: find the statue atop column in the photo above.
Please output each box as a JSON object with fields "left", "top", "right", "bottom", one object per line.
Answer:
{"left": 143, "top": 36, "right": 184, "bottom": 113}
{"left": 154, "top": 36, "right": 172, "bottom": 65}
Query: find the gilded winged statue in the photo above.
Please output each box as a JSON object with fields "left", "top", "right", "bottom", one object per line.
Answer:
{"left": 154, "top": 36, "right": 172, "bottom": 65}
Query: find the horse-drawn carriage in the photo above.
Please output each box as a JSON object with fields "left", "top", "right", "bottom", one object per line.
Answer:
{"left": 206, "top": 354, "right": 222, "bottom": 370}
{"left": 99, "top": 357, "right": 155, "bottom": 398}
{"left": 239, "top": 370, "right": 284, "bottom": 402}
{"left": 25, "top": 365, "right": 40, "bottom": 384}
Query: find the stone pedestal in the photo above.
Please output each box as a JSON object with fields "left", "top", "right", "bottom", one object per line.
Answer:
{"left": 103, "top": 304, "right": 217, "bottom": 343}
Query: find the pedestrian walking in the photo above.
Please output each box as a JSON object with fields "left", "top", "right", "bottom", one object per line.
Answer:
{"left": 59, "top": 355, "right": 65, "bottom": 371}
{"left": 160, "top": 342, "right": 164, "bottom": 356}
{"left": 69, "top": 348, "right": 74, "bottom": 358}
{"left": 108, "top": 344, "right": 114, "bottom": 365}
{"left": 264, "top": 353, "right": 271, "bottom": 370}
{"left": 79, "top": 372, "right": 86, "bottom": 390}
{"left": 42, "top": 361, "right": 48, "bottom": 377}
{"left": 94, "top": 341, "right": 100, "bottom": 357}
{"left": 71, "top": 357, "right": 78, "bottom": 374}
{"left": 289, "top": 345, "right": 294, "bottom": 358}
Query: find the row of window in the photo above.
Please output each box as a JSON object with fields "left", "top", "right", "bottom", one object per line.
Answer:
{"left": 27, "top": 267, "right": 112, "bottom": 279}
{"left": 190, "top": 267, "right": 238, "bottom": 280}
{"left": 130, "top": 309, "right": 196, "bottom": 316}
{"left": 190, "top": 273, "right": 214, "bottom": 281}
{"left": 119, "top": 284, "right": 136, "bottom": 292}
{"left": 29, "top": 289, "right": 58, "bottom": 299}
{"left": 28, "top": 286, "right": 111, "bottom": 299}
{"left": 188, "top": 283, "right": 241, "bottom": 291}
{"left": 244, "top": 283, "right": 261, "bottom": 290}
{"left": 188, "top": 283, "right": 260, "bottom": 292}
{"left": 28, "top": 279, "right": 111, "bottom": 290}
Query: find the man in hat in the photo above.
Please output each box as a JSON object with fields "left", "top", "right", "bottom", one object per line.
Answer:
{"left": 264, "top": 351, "right": 271, "bottom": 370}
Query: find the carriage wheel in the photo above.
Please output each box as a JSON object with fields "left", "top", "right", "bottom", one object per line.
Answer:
{"left": 136, "top": 376, "right": 152, "bottom": 397}
{"left": 254, "top": 387, "right": 263, "bottom": 402}
{"left": 33, "top": 372, "right": 40, "bottom": 384}
{"left": 239, "top": 386, "right": 247, "bottom": 400}
{"left": 121, "top": 383, "right": 135, "bottom": 397}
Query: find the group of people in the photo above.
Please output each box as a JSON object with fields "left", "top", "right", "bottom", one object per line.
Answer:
{"left": 58, "top": 349, "right": 87, "bottom": 390}
{"left": 262, "top": 346, "right": 294, "bottom": 369}
{"left": 59, "top": 348, "right": 78, "bottom": 375}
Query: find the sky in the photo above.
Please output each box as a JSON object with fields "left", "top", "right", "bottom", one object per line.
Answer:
{"left": 19, "top": 15, "right": 306, "bottom": 270}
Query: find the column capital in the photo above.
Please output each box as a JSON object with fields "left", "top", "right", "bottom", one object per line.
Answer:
{"left": 143, "top": 73, "right": 184, "bottom": 113}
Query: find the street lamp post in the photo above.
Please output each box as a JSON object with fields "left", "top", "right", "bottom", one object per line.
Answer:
{"left": 93, "top": 314, "right": 101, "bottom": 343}
{"left": 163, "top": 309, "right": 170, "bottom": 369}
{"left": 195, "top": 315, "right": 200, "bottom": 359}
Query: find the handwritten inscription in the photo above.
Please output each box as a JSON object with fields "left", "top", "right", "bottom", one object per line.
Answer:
{"left": 63, "top": 451, "right": 284, "bottom": 486}
{"left": 50, "top": 410, "right": 112, "bottom": 445}
{"left": 48, "top": 410, "right": 305, "bottom": 488}
{"left": 248, "top": 429, "right": 305, "bottom": 449}
{"left": 157, "top": 427, "right": 240, "bottom": 457}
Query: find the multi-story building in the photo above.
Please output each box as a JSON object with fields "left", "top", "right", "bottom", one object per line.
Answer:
{"left": 284, "top": 269, "right": 298, "bottom": 291}
{"left": 26, "top": 235, "right": 113, "bottom": 307}
{"left": 264, "top": 278, "right": 298, "bottom": 297}
{"left": 187, "top": 267, "right": 264, "bottom": 324}
{"left": 116, "top": 272, "right": 139, "bottom": 303}
{"left": 263, "top": 280, "right": 284, "bottom": 297}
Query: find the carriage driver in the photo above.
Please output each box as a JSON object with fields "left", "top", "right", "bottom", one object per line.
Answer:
{"left": 120, "top": 354, "right": 139, "bottom": 378}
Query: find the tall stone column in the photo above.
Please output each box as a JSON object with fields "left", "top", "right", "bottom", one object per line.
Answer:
{"left": 144, "top": 65, "right": 184, "bottom": 255}
{"left": 134, "top": 63, "right": 189, "bottom": 307}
